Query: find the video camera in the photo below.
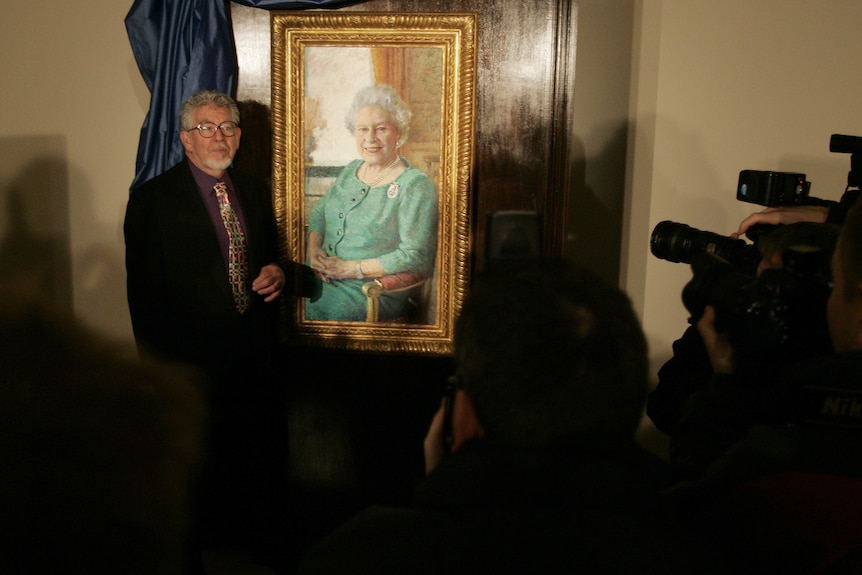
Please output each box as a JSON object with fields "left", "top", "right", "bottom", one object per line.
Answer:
{"left": 649, "top": 133, "right": 862, "bottom": 372}
{"left": 680, "top": 247, "right": 833, "bottom": 373}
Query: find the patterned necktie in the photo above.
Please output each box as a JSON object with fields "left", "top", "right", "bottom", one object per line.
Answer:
{"left": 214, "top": 182, "right": 249, "bottom": 313}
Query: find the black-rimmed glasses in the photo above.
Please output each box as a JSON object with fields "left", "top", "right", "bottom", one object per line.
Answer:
{"left": 187, "top": 121, "right": 238, "bottom": 138}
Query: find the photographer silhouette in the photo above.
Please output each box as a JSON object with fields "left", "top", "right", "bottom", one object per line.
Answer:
{"left": 663, "top": 201, "right": 862, "bottom": 575}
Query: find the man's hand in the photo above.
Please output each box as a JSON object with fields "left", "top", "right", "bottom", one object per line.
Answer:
{"left": 733, "top": 205, "right": 828, "bottom": 239}
{"left": 695, "top": 305, "right": 735, "bottom": 374}
{"left": 252, "top": 263, "right": 285, "bottom": 302}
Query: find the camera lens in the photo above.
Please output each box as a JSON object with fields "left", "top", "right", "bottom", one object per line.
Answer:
{"left": 650, "top": 221, "right": 731, "bottom": 263}
{"left": 650, "top": 220, "right": 761, "bottom": 274}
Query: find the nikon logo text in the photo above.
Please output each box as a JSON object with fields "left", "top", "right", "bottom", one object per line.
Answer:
{"left": 822, "top": 395, "right": 862, "bottom": 419}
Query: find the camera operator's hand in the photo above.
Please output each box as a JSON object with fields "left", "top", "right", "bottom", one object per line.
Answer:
{"left": 733, "top": 205, "right": 829, "bottom": 239}
{"left": 696, "top": 305, "right": 736, "bottom": 374}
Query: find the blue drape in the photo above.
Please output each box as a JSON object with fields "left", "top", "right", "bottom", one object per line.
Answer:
{"left": 125, "top": 0, "right": 364, "bottom": 191}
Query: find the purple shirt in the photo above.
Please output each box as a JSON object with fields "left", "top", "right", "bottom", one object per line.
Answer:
{"left": 188, "top": 161, "right": 249, "bottom": 269}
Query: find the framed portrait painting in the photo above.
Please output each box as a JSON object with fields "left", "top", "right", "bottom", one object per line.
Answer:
{"left": 271, "top": 12, "right": 477, "bottom": 355}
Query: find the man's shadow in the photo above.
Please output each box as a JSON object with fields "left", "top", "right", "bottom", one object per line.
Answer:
{"left": 0, "top": 153, "right": 72, "bottom": 310}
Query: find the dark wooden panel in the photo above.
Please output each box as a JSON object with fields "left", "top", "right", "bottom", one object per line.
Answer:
{"left": 231, "top": 3, "right": 578, "bottom": 568}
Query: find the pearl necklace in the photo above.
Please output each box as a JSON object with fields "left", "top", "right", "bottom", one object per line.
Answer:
{"left": 362, "top": 156, "right": 402, "bottom": 188}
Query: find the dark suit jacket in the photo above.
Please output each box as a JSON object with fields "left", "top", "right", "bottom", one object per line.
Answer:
{"left": 124, "top": 159, "right": 281, "bottom": 385}
{"left": 125, "top": 160, "right": 289, "bottom": 549}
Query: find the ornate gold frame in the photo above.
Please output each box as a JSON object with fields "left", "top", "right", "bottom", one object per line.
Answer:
{"left": 272, "top": 12, "right": 477, "bottom": 355}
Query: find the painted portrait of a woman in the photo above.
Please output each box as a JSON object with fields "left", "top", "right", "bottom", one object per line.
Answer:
{"left": 304, "top": 84, "right": 438, "bottom": 322}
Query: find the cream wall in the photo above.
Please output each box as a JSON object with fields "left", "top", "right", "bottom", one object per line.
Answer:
{"left": 1, "top": 3, "right": 148, "bottom": 341}
{"left": 569, "top": 0, "right": 634, "bottom": 289}
{"left": 625, "top": 0, "right": 862, "bottom": 377}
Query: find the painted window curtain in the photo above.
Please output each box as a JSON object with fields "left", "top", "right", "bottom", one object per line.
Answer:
{"left": 125, "top": 0, "right": 364, "bottom": 191}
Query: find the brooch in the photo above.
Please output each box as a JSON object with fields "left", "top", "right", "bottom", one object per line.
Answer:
{"left": 387, "top": 182, "right": 400, "bottom": 199}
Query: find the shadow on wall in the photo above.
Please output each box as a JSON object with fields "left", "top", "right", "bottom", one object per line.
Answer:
{"left": 0, "top": 137, "right": 130, "bottom": 340}
{"left": 233, "top": 100, "right": 274, "bottom": 191}
{"left": 0, "top": 136, "right": 72, "bottom": 310}
{"left": 567, "top": 122, "right": 627, "bottom": 289}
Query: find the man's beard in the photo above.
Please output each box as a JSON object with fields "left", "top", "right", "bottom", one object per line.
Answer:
{"left": 204, "top": 157, "right": 232, "bottom": 172}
